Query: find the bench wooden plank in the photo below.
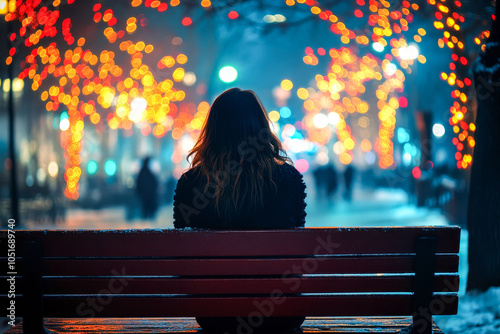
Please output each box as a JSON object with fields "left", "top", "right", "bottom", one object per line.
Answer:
{"left": 4, "top": 317, "right": 444, "bottom": 333}
{"left": 0, "top": 227, "right": 459, "bottom": 333}
{"left": 33, "top": 294, "right": 457, "bottom": 317}
{"left": 27, "top": 255, "right": 458, "bottom": 276}
{"left": 0, "top": 274, "right": 460, "bottom": 294}
{"left": 9, "top": 227, "right": 460, "bottom": 257}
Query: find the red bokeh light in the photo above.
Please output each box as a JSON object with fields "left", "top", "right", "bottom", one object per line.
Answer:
{"left": 158, "top": 3, "right": 168, "bottom": 12}
{"left": 399, "top": 97, "right": 408, "bottom": 108}
{"left": 228, "top": 11, "right": 239, "bottom": 19}
{"left": 412, "top": 166, "right": 421, "bottom": 179}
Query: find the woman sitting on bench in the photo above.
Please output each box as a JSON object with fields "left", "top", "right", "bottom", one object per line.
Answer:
{"left": 173, "top": 87, "right": 307, "bottom": 332}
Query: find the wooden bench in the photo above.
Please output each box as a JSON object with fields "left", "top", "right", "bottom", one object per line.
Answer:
{"left": 0, "top": 226, "right": 460, "bottom": 333}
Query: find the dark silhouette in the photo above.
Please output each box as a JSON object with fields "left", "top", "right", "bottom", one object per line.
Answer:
{"left": 173, "top": 88, "right": 306, "bottom": 333}
{"left": 313, "top": 164, "right": 338, "bottom": 203}
{"left": 135, "top": 157, "right": 159, "bottom": 220}
{"left": 324, "top": 164, "right": 338, "bottom": 202}
{"left": 313, "top": 165, "right": 326, "bottom": 200}
{"left": 343, "top": 165, "right": 355, "bottom": 201}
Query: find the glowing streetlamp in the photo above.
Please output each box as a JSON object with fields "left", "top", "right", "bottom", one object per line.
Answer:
{"left": 218, "top": 66, "right": 238, "bottom": 83}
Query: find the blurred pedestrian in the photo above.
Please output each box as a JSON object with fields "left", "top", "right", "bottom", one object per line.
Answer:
{"left": 313, "top": 165, "right": 326, "bottom": 201}
{"left": 136, "top": 157, "right": 159, "bottom": 220}
{"left": 324, "top": 164, "right": 338, "bottom": 202}
{"left": 344, "top": 165, "right": 355, "bottom": 201}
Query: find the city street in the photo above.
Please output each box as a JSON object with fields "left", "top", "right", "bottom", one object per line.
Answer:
{"left": 23, "top": 188, "right": 448, "bottom": 230}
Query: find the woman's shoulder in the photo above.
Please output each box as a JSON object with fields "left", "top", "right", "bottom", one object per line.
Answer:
{"left": 176, "top": 167, "right": 202, "bottom": 189}
{"left": 275, "top": 162, "right": 302, "bottom": 178}
{"left": 180, "top": 166, "right": 204, "bottom": 180}
{"left": 273, "top": 162, "right": 305, "bottom": 186}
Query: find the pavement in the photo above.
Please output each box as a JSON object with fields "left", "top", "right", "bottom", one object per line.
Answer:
{"left": 21, "top": 187, "right": 449, "bottom": 230}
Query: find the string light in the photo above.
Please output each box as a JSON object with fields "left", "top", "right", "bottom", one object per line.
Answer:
{"left": 429, "top": 0, "right": 475, "bottom": 169}
{"left": 4, "top": 0, "right": 489, "bottom": 199}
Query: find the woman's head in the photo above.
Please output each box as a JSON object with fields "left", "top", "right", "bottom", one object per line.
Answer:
{"left": 187, "top": 88, "right": 290, "bottom": 219}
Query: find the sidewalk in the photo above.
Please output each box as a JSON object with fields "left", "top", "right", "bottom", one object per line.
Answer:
{"left": 22, "top": 188, "right": 448, "bottom": 230}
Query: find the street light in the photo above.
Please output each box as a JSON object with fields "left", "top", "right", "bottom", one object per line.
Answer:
{"left": 1, "top": 0, "right": 19, "bottom": 227}
{"left": 218, "top": 66, "right": 238, "bottom": 83}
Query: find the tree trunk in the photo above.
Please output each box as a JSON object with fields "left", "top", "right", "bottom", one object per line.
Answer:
{"left": 467, "top": 4, "right": 500, "bottom": 291}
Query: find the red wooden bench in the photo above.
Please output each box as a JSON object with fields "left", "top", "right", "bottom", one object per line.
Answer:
{"left": 0, "top": 227, "right": 460, "bottom": 333}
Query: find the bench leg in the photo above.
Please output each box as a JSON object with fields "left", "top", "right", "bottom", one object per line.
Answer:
{"left": 22, "top": 241, "right": 46, "bottom": 334}
{"left": 411, "top": 237, "right": 438, "bottom": 334}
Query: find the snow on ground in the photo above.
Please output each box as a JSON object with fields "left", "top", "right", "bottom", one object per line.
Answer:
{"left": 435, "top": 287, "right": 500, "bottom": 334}
{"left": 24, "top": 187, "right": 448, "bottom": 229}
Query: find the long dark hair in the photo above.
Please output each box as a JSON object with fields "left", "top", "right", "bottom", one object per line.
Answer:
{"left": 187, "top": 88, "right": 290, "bottom": 219}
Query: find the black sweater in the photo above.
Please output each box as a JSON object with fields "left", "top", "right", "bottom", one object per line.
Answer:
{"left": 173, "top": 162, "right": 306, "bottom": 229}
{"left": 172, "top": 162, "right": 307, "bottom": 332}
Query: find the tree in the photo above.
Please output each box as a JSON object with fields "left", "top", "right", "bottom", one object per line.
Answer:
{"left": 467, "top": 3, "right": 500, "bottom": 291}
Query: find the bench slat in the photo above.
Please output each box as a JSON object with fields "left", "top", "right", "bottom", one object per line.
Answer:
{"left": 37, "top": 294, "right": 458, "bottom": 317}
{"left": 0, "top": 274, "right": 460, "bottom": 294}
{"left": 34, "top": 255, "right": 459, "bottom": 276}
{"left": 10, "top": 227, "right": 460, "bottom": 257}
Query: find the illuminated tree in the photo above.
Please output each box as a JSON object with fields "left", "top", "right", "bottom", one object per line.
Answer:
{"left": 281, "top": 0, "right": 423, "bottom": 168}
{"left": 2, "top": 0, "right": 494, "bottom": 203}
{"left": 5, "top": 0, "right": 202, "bottom": 199}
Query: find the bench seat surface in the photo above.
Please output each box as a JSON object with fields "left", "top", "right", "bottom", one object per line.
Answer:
{"left": 6, "top": 317, "right": 443, "bottom": 333}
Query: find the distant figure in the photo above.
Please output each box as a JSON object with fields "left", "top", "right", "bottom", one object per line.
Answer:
{"left": 313, "top": 165, "right": 327, "bottom": 200}
{"left": 136, "top": 157, "right": 159, "bottom": 220}
{"left": 344, "top": 165, "right": 355, "bottom": 201}
{"left": 324, "top": 164, "right": 338, "bottom": 202}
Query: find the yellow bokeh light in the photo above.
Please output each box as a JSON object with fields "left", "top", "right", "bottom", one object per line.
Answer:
{"left": 268, "top": 110, "right": 280, "bottom": 122}
{"left": 176, "top": 54, "right": 188, "bottom": 64}
{"left": 339, "top": 152, "right": 352, "bottom": 165}
{"left": 361, "top": 139, "right": 372, "bottom": 152}
{"left": 172, "top": 68, "right": 185, "bottom": 82}
{"left": 297, "top": 88, "right": 309, "bottom": 100}
{"left": 281, "top": 79, "right": 293, "bottom": 91}
{"left": 344, "top": 138, "right": 355, "bottom": 150}
{"left": 135, "top": 41, "right": 145, "bottom": 51}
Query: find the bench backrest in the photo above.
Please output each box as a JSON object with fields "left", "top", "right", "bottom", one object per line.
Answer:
{"left": 1, "top": 227, "right": 460, "bottom": 332}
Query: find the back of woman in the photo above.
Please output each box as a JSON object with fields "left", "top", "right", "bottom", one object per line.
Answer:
{"left": 173, "top": 88, "right": 307, "bottom": 332}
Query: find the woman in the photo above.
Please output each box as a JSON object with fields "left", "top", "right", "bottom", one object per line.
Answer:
{"left": 173, "top": 88, "right": 306, "bottom": 332}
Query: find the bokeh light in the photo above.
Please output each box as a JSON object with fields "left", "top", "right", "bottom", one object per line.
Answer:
{"left": 219, "top": 66, "right": 238, "bottom": 83}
